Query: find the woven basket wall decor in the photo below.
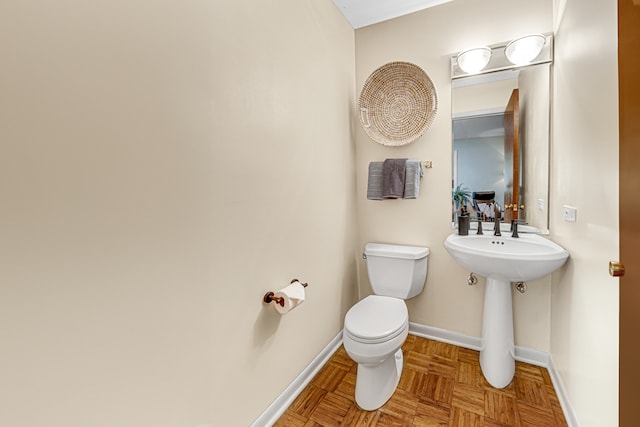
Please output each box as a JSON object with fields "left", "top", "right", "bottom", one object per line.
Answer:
{"left": 358, "top": 61, "right": 438, "bottom": 146}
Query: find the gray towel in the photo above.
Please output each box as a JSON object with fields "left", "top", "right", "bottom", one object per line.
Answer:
{"left": 367, "top": 162, "right": 383, "bottom": 200}
{"left": 403, "top": 160, "right": 423, "bottom": 199}
{"left": 382, "top": 158, "right": 407, "bottom": 199}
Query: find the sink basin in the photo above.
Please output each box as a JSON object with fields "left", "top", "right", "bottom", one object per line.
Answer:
{"left": 443, "top": 232, "right": 569, "bottom": 389}
{"left": 444, "top": 233, "right": 569, "bottom": 282}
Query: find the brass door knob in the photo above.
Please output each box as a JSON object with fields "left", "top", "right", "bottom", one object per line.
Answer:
{"left": 505, "top": 204, "right": 525, "bottom": 211}
{"left": 609, "top": 261, "right": 625, "bottom": 277}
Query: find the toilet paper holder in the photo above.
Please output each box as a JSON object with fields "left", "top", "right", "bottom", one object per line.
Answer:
{"left": 263, "top": 279, "right": 309, "bottom": 306}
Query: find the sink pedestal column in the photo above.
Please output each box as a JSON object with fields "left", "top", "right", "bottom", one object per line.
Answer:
{"left": 480, "top": 278, "right": 515, "bottom": 388}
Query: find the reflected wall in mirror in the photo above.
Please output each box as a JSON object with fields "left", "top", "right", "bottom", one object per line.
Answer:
{"left": 452, "top": 63, "right": 550, "bottom": 233}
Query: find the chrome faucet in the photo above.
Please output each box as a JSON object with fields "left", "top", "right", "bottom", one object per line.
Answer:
{"left": 493, "top": 203, "right": 502, "bottom": 236}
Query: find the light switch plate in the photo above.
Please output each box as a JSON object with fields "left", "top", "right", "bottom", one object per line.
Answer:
{"left": 562, "top": 205, "right": 577, "bottom": 222}
{"left": 537, "top": 198, "right": 544, "bottom": 211}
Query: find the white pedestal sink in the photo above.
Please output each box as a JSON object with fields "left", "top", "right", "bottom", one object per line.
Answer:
{"left": 444, "top": 232, "right": 569, "bottom": 388}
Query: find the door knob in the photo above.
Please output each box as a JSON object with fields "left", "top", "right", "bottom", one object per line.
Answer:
{"left": 505, "top": 204, "right": 525, "bottom": 211}
{"left": 609, "top": 261, "right": 625, "bottom": 277}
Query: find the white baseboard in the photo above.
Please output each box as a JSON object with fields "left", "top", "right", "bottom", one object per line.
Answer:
{"left": 252, "top": 324, "right": 578, "bottom": 427}
{"left": 250, "top": 330, "right": 343, "bottom": 427}
{"left": 409, "top": 322, "right": 481, "bottom": 350}
{"left": 548, "top": 354, "right": 580, "bottom": 427}
{"left": 514, "top": 345, "right": 550, "bottom": 367}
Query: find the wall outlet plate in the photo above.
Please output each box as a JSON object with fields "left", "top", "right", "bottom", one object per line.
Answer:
{"left": 562, "top": 205, "right": 577, "bottom": 222}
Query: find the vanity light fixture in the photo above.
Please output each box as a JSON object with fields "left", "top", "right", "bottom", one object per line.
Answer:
{"left": 504, "top": 34, "right": 546, "bottom": 65}
{"left": 456, "top": 47, "right": 492, "bottom": 74}
{"left": 452, "top": 33, "right": 552, "bottom": 79}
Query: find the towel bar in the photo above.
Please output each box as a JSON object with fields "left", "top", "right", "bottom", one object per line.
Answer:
{"left": 421, "top": 161, "right": 433, "bottom": 168}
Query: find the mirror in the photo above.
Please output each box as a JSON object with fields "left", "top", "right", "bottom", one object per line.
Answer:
{"left": 452, "top": 63, "right": 550, "bottom": 233}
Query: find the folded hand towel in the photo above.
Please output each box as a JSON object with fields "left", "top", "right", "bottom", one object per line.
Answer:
{"left": 382, "top": 158, "right": 408, "bottom": 199}
{"left": 403, "top": 160, "right": 423, "bottom": 199}
{"left": 367, "top": 162, "right": 384, "bottom": 200}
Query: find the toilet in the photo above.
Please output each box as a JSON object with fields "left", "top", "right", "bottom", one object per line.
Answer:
{"left": 343, "top": 242, "right": 430, "bottom": 410}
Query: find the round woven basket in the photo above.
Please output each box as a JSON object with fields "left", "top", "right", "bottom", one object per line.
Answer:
{"left": 358, "top": 62, "right": 438, "bottom": 146}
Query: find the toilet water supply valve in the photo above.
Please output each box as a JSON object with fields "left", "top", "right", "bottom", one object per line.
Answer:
{"left": 466, "top": 273, "right": 526, "bottom": 294}
{"left": 467, "top": 273, "right": 478, "bottom": 286}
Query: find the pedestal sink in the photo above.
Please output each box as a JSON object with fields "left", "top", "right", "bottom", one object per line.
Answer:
{"left": 444, "top": 232, "right": 569, "bottom": 388}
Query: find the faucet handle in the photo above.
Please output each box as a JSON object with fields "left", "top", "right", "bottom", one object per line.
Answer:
{"left": 510, "top": 219, "right": 527, "bottom": 238}
{"left": 471, "top": 218, "right": 484, "bottom": 235}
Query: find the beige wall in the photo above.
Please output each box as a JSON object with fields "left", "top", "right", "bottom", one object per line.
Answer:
{"left": 0, "top": 1, "right": 356, "bottom": 426}
{"left": 519, "top": 65, "right": 551, "bottom": 232}
{"left": 453, "top": 78, "right": 518, "bottom": 115}
{"left": 551, "top": 0, "right": 619, "bottom": 425}
{"left": 354, "top": 0, "right": 554, "bottom": 349}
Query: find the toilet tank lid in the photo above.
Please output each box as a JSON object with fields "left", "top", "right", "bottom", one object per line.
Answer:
{"left": 364, "top": 243, "right": 430, "bottom": 260}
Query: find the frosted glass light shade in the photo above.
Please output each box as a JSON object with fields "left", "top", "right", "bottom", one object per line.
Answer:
{"left": 505, "top": 34, "right": 546, "bottom": 65}
{"left": 456, "top": 47, "right": 492, "bottom": 74}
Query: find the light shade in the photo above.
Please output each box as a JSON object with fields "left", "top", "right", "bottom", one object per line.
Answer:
{"left": 456, "top": 47, "right": 492, "bottom": 74}
{"left": 505, "top": 34, "right": 546, "bottom": 65}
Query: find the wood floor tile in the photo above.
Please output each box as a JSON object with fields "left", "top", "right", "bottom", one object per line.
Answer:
{"left": 552, "top": 402, "right": 569, "bottom": 427}
{"left": 275, "top": 336, "right": 568, "bottom": 426}
{"left": 515, "top": 361, "right": 545, "bottom": 383}
{"left": 540, "top": 364, "right": 554, "bottom": 387}
{"left": 398, "top": 366, "right": 423, "bottom": 394}
{"left": 289, "top": 384, "right": 327, "bottom": 418}
{"left": 413, "top": 400, "right": 450, "bottom": 425}
{"left": 411, "top": 336, "right": 431, "bottom": 354}
{"left": 427, "top": 355, "right": 457, "bottom": 378}
{"left": 456, "top": 361, "right": 482, "bottom": 388}
{"left": 273, "top": 411, "right": 307, "bottom": 427}
{"left": 514, "top": 377, "right": 551, "bottom": 409}
{"left": 379, "top": 388, "right": 418, "bottom": 423}
{"left": 308, "top": 392, "right": 352, "bottom": 426}
{"left": 372, "top": 411, "right": 409, "bottom": 426}
{"left": 485, "top": 389, "right": 520, "bottom": 426}
{"left": 405, "top": 350, "right": 431, "bottom": 373}
{"left": 312, "top": 363, "right": 349, "bottom": 392}
{"left": 516, "top": 401, "right": 559, "bottom": 427}
{"left": 331, "top": 347, "right": 357, "bottom": 371}
{"left": 334, "top": 370, "right": 357, "bottom": 402}
{"left": 449, "top": 406, "right": 483, "bottom": 427}
{"left": 427, "top": 340, "right": 459, "bottom": 361}
{"left": 451, "top": 382, "right": 484, "bottom": 416}
{"left": 457, "top": 347, "right": 480, "bottom": 365}
{"left": 342, "top": 407, "right": 378, "bottom": 426}
{"left": 402, "top": 334, "right": 417, "bottom": 353}
{"left": 418, "top": 373, "right": 454, "bottom": 407}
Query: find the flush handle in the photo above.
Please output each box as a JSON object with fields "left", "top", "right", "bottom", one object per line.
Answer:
{"left": 609, "top": 261, "right": 625, "bottom": 277}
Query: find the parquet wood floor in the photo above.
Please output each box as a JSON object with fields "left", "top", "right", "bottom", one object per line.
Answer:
{"left": 274, "top": 335, "right": 567, "bottom": 426}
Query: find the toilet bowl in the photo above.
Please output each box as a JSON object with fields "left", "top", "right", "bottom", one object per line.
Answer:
{"left": 343, "top": 243, "right": 429, "bottom": 411}
{"left": 343, "top": 295, "right": 409, "bottom": 410}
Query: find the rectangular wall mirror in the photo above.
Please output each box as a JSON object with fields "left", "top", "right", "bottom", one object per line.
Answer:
{"left": 451, "top": 63, "right": 551, "bottom": 233}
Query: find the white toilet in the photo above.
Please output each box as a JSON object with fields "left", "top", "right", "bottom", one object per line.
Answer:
{"left": 343, "top": 242, "right": 430, "bottom": 410}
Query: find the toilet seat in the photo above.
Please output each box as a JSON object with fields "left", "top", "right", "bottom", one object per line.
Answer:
{"left": 344, "top": 295, "right": 408, "bottom": 344}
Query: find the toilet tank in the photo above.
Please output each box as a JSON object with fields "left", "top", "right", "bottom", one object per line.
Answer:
{"left": 364, "top": 243, "right": 430, "bottom": 299}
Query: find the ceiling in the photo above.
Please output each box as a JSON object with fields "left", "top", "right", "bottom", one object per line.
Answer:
{"left": 332, "top": 0, "right": 453, "bottom": 29}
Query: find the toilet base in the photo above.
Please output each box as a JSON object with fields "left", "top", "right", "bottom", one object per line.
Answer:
{"left": 354, "top": 349, "right": 404, "bottom": 411}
